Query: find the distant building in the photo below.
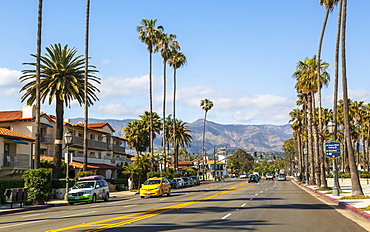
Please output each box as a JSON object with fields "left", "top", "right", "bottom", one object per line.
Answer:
{"left": 0, "top": 105, "right": 132, "bottom": 180}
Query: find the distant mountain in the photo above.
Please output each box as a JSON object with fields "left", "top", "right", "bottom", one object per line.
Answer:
{"left": 71, "top": 118, "right": 292, "bottom": 153}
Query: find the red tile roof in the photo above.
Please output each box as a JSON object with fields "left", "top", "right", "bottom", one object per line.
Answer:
{"left": 0, "top": 110, "right": 23, "bottom": 121}
{"left": 40, "top": 156, "right": 122, "bottom": 170}
{"left": 0, "top": 128, "right": 35, "bottom": 141}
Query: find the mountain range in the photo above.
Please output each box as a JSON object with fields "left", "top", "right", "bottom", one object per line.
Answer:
{"left": 70, "top": 118, "right": 293, "bottom": 153}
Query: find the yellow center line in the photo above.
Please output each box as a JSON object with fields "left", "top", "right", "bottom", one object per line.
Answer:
{"left": 46, "top": 182, "right": 254, "bottom": 232}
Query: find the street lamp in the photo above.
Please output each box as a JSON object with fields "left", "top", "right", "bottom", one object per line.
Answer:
{"left": 64, "top": 131, "right": 73, "bottom": 201}
{"left": 213, "top": 146, "right": 226, "bottom": 181}
{"left": 327, "top": 121, "right": 340, "bottom": 196}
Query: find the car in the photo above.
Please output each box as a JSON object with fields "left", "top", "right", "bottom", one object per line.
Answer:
{"left": 174, "top": 178, "right": 186, "bottom": 188}
{"left": 140, "top": 177, "right": 171, "bottom": 198}
{"left": 265, "top": 172, "right": 275, "bottom": 180}
{"left": 248, "top": 174, "right": 259, "bottom": 183}
{"left": 239, "top": 173, "right": 248, "bottom": 179}
{"left": 190, "top": 176, "right": 200, "bottom": 186}
{"left": 67, "top": 175, "right": 109, "bottom": 205}
{"left": 277, "top": 173, "right": 286, "bottom": 181}
{"left": 169, "top": 178, "right": 180, "bottom": 189}
{"left": 181, "top": 177, "right": 192, "bottom": 187}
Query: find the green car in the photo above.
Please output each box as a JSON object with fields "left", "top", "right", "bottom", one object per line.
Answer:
{"left": 67, "top": 176, "right": 109, "bottom": 205}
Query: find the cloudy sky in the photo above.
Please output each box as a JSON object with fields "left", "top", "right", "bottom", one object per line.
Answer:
{"left": 1, "top": 1, "right": 369, "bottom": 125}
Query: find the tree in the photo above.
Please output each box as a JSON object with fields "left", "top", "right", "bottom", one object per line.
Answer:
{"left": 83, "top": 0, "right": 91, "bottom": 172}
{"left": 200, "top": 99, "right": 214, "bottom": 179}
{"left": 20, "top": 43, "right": 100, "bottom": 178}
{"left": 34, "top": 0, "right": 43, "bottom": 169}
{"left": 137, "top": 19, "right": 164, "bottom": 171}
{"left": 155, "top": 33, "right": 180, "bottom": 164}
{"left": 168, "top": 49, "right": 187, "bottom": 171}
{"left": 123, "top": 120, "right": 149, "bottom": 156}
{"left": 340, "top": 0, "right": 364, "bottom": 196}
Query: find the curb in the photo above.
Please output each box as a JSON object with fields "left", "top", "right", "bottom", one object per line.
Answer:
{"left": 294, "top": 180, "right": 370, "bottom": 221}
{"left": 0, "top": 204, "right": 54, "bottom": 216}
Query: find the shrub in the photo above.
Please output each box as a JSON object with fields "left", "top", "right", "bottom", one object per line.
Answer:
{"left": 147, "top": 172, "right": 160, "bottom": 178}
{"left": 0, "top": 180, "right": 24, "bottom": 204}
{"left": 360, "top": 171, "right": 370, "bottom": 178}
{"left": 23, "top": 168, "right": 52, "bottom": 205}
{"left": 75, "top": 171, "right": 95, "bottom": 180}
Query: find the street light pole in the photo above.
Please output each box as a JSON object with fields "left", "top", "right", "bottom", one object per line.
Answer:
{"left": 327, "top": 121, "right": 339, "bottom": 196}
{"left": 303, "top": 147, "right": 308, "bottom": 185}
{"left": 64, "top": 131, "right": 73, "bottom": 201}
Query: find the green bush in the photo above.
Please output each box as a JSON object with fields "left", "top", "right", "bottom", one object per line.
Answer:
{"left": 0, "top": 180, "right": 24, "bottom": 204}
{"left": 75, "top": 171, "right": 96, "bottom": 180}
{"left": 360, "top": 171, "right": 370, "bottom": 178}
{"left": 23, "top": 168, "right": 52, "bottom": 205}
{"left": 147, "top": 172, "right": 160, "bottom": 178}
{"left": 339, "top": 172, "right": 351, "bottom": 178}
{"left": 51, "top": 179, "right": 75, "bottom": 189}
{"left": 106, "top": 178, "right": 127, "bottom": 185}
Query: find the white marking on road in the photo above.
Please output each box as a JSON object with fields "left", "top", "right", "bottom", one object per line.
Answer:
{"left": 241, "top": 203, "right": 247, "bottom": 207}
{"left": 255, "top": 194, "right": 258, "bottom": 196}
{"left": 60, "top": 211, "right": 97, "bottom": 218}
{"left": 108, "top": 198, "right": 136, "bottom": 204}
{"left": 123, "top": 204, "right": 137, "bottom": 208}
{"left": 0, "top": 220, "right": 42, "bottom": 229}
{"left": 22, "top": 213, "right": 41, "bottom": 218}
{"left": 160, "top": 198, "right": 167, "bottom": 201}
{"left": 89, "top": 205, "right": 99, "bottom": 207}
{"left": 222, "top": 213, "right": 232, "bottom": 219}
{"left": 260, "top": 191, "right": 263, "bottom": 193}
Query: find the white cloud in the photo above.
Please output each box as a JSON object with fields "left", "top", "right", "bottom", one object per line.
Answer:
{"left": 98, "top": 75, "right": 149, "bottom": 98}
{"left": 97, "top": 59, "right": 111, "bottom": 66}
{"left": 95, "top": 103, "right": 146, "bottom": 118}
{"left": 0, "top": 67, "right": 21, "bottom": 87}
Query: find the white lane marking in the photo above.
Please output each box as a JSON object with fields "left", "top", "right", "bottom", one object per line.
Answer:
{"left": 260, "top": 191, "right": 263, "bottom": 193}
{"left": 255, "top": 194, "right": 258, "bottom": 196}
{"left": 123, "top": 204, "right": 138, "bottom": 207}
{"left": 241, "top": 203, "right": 247, "bottom": 207}
{"left": 160, "top": 198, "right": 167, "bottom": 201}
{"left": 0, "top": 220, "right": 42, "bottom": 229}
{"left": 222, "top": 213, "right": 232, "bottom": 219}
{"left": 107, "top": 198, "right": 136, "bottom": 204}
{"left": 22, "top": 213, "right": 41, "bottom": 218}
{"left": 89, "top": 205, "right": 99, "bottom": 207}
{"left": 60, "top": 211, "right": 96, "bottom": 218}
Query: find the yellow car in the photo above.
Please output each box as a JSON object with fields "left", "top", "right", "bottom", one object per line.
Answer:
{"left": 140, "top": 177, "right": 171, "bottom": 198}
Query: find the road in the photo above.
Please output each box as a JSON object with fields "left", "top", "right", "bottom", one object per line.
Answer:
{"left": 0, "top": 179, "right": 368, "bottom": 232}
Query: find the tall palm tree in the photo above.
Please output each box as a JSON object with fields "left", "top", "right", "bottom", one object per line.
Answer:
{"left": 34, "top": 0, "right": 43, "bottom": 169}
{"left": 340, "top": 0, "right": 364, "bottom": 196}
{"left": 123, "top": 120, "right": 149, "bottom": 156}
{"left": 168, "top": 49, "right": 187, "bottom": 171}
{"left": 83, "top": 0, "right": 91, "bottom": 172}
{"left": 317, "top": 0, "right": 339, "bottom": 187}
{"left": 20, "top": 43, "right": 100, "bottom": 178}
{"left": 200, "top": 99, "right": 213, "bottom": 180}
{"left": 137, "top": 19, "right": 164, "bottom": 171}
{"left": 155, "top": 33, "right": 180, "bottom": 164}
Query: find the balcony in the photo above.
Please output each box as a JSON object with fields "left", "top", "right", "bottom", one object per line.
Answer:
{"left": 40, "top": 134, "right": 54, "bottom": 144}
{"left": 72, "top": 136, "right": 107, "bottom": 150}
{"left": 2, "top": 153, "right": 30, "bottom": 168}
{"left": 113, "top": 144, "right": 125, "bottom": 154}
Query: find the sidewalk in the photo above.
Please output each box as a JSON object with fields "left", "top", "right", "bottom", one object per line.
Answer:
{"left": 295, "top": 178, "right": 370, "bottom": 221}
{"left": 0, "top": 190, "right": 137, "bottom": 215}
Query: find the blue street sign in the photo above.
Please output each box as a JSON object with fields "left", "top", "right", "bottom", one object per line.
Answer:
{"left": 326, "top": 141, "right": 341, "bottom": 159}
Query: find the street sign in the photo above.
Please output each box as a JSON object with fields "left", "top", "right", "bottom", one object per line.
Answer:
{"left": 326, "top": 141, "right": 341, "bottom": 159}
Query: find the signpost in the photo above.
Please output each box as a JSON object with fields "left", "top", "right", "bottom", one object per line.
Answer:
{"left": 325, "top": 141, "right": 341, "bottom": 159}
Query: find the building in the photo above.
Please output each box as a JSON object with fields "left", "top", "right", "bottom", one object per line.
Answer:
{"left": 0, "top": 105, "right": 132, "bottom": 179}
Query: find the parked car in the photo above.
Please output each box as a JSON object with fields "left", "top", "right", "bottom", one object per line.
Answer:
{"left": 174, "top": 178, "right": 186, "bottom": 188}
{"left": 248, "top": 174, "right": 259, "bottom": 183}
{"left": 265, "top": 172, "right": 275, "bottom": 180}
{"left": 169, "top": 179, "right": 180, "bottom": 189}
{"left": 190, "top": 176, "right": 200, "bottom": 186}
{"left": 140, "top": 177, "right": 171, "bottom": 198}
{"left": 67, "top": 175, "right": 109, "bottom": 205}
{"left": 181, "top": 177, "right": 192, "bottom": 187}
{"left": 239, "top": 173, "right": 248, "bottom": 179}
{"left": 277, "top": 173, "right": 286, "bottom": 181}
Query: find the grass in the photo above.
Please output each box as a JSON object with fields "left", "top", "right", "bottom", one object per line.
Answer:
{"left": 359, "top": 205, "right": 370, "bottom": 211}
{"left": 340, "top": 195, "right": 370, "bottom": 200}
{"left": 315, "top": 187, "right": 332, "bottom": 191}
{"left": 324, "top": 190, "right": 349, "bottom": 194}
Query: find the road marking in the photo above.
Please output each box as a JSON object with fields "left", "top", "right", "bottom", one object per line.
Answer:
{"left": 22, "top": 213, "right": 41, "bottom": 218}
{"left": 255, "top": 194, "right": 258, "bottom": 196}
{"left": 260, "top": 191, "right": 263, "bottom": 193}
{"left": 46, "top": 183, "right": 254, "bottom": 232}
{"left": 241, "top": 203, "right": 247, "bottom": 207}
{"left": 0, "top": 219, "right": 42, "bottom": 229}
{"left": 160, "top": 198, "right": 167, "bottom": 201}
{"left": 60, "top": 211, "right": 97, "bottom": 218}
{"left": 123, "top": 204, "right": 137, "bottom": 208}
{"left": 221, "top": 213, "right": 231, "bottom": 219}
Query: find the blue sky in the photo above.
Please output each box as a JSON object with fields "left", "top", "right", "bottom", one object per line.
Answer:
{"left": 0, "top": 1, "right": 369, "bottom": 125}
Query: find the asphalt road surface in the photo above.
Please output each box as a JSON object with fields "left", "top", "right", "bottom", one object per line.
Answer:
{"left": 0, "top": 179, "right": 368, "bottom": 232}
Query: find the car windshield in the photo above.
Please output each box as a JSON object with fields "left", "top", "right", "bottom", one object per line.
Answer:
{"left": 73, "top": 181, "right": 95, "bottom": 189}
{"left": 144, "top": 180, "right": 161, "bottom": 185}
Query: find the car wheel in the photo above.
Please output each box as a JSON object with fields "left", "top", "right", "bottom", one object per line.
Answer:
{"left": 91, "top": 194, "right": 96, "bottom": 203}
{"left": 140, "top": 196, "right": 144, "bottom": 198}
{"left": 167, "top": 190, "right": 171, "bottom": 196}
{"left": 68, "top": 202, "right": 74, "bottom": 205}
{"left": 104, "top": 193, "right": 109, "bottom": 202}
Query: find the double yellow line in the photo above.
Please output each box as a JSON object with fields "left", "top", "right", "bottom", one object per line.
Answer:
{"left": 47, "top": 181, "right": 253, "bottom": 232}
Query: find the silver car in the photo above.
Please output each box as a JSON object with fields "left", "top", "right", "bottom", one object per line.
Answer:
{"left": 174, "top": 178, "right": 186, "bottom": 188}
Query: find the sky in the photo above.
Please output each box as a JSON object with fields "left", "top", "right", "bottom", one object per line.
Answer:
{"left": 0, "top": 1, "right": 370, "bottom": 126}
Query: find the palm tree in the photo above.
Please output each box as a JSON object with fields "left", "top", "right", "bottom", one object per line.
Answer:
{"left": 200, "top": 99, "right": 213, "bottom": 179}
{"left": 123, "top": 120, "right": 149, "bottom": 156}
{"left": 83, "top": 0, "right": 91, "bottom": 172}
{"left": 20, "top": 43, "right": 100, "bottom": 178}
{"left": 317, "top": 0, "right": 339, "bottom": 187}
{"left": 155, "top": 33, "right": 180, "bottom": 164}
{"left": 34, "top": 0, "right": 43, "bottom": 169}
{"left": 137, "top": 19, "right": 164, "bottom": 171}
{"left": 340, "top": 0, "right": 364, "bottom": 196}
{"left": 168, "top": 49, "right": 187, "bottom": 171}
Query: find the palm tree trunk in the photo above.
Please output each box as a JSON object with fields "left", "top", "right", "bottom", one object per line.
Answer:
{"left": 34, "top": 0, "right": 43, "bottom": 169}
{"left": 162, "top": 60, "right": 166, "bottom": 171}
{"left": 341, "top": 0, "right": 364, "bottom": 196}
{"left": 173, "top": 68, "right": 178, "bottom": 172}
{"left": 202, "top": 111, "right": 208, "bottom": 180}
{"left": 307, "top": 93, "right": 315, "bottom": 185}
{"left": 83, "top": 0, "right": 90, "bottom": 172}
{"left": 53, "top": 98, "right": 64, "bottom": 179}
{"left": 149, "top": 51, "right": 154, "bottom": 172}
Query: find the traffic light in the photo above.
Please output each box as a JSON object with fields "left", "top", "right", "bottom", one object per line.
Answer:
{"left": 254, "top": 152, "right": 257, "bottom": 157}
{"left": 273, "top": 155, "right": 276, "bottom": 160}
